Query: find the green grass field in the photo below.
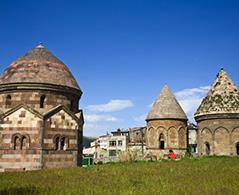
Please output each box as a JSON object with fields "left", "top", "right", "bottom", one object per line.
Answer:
{"left": 0, "top": 157, "right": 239, "bottom": 195}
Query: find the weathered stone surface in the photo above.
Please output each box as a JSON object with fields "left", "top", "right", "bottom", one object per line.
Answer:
{"left": 0, "top": 44, "right": 80, "bottom": 90}
{"left": 195, "top": 69, "right": 239, "bottom": 156}
{"left": 0, "top": 44, "right": 84, "bottom": 172}
{"left": 195, "top": 69, "right": 239, "bottom": 117}
{"left": 146, "top": 85, "right": 187, "bottom": 159}
{"left": 147, "top": 85, "right": 187, "bottom": 121}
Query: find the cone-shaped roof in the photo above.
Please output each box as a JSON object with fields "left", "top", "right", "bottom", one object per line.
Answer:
{"left": 0, "top": 44, "right": 80, "bottom": 90}
{"left": 195, "top": 68, "right": 239, "bottom": 117}
{"left": 146, "top": 85, "right": 187, "bottom": 121}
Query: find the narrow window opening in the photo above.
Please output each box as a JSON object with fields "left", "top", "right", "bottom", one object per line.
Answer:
{"left": 6, "top": 95, "right": 12, "bottom": 108}
{"left": 21, "top": 136, "right": 27, "bottom": 150}
{"left": 40, "top": 95, "right": 46, "bottom": 108}
{"left": 14, "top": 136, "right": 21, "bottom": 150}
{"left": 159, "top": 134, "right": 165, "bottom": 150}
{"left": 205, "top": 142, "right": 210, "bottom": 155}
{"left": 70, "top": 100, "right": 74, "bottom": 111}
{"left": 55, "top": 137, "right": 60, "bottom": 150}
{"left": 60, "top": 137, "right": 65, "bottom": 150}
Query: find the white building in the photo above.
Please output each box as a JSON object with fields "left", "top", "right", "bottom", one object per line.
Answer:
{"left": 85, "top": 129, "right": 129, "bottom": 163}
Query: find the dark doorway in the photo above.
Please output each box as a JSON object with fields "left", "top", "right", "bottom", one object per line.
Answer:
{"left": 205, "top": 142, "right": 210, "bottom": 155}
{"left": 159, "top": 134, "right": 165, "bottom": 149}
{"left": 236, "top": 143, "right": 239, "bottom": 155}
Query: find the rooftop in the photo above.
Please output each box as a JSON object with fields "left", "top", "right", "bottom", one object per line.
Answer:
{"left": 0, "top": 43, "right": 80, "bottom": 91}
{"left": 146, "top": 85, "right": 187, "bottom": 121}
{"left": 195, "top": 68, "right": 239, "bottom": 117}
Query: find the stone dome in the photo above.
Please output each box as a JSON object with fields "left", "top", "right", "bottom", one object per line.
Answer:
{"left": 0, "top": 44, "right": 81, "bottom": 91}
{"left": 195, "top": 68, "right": 239, "bottom": 118}
{"left": 146, "top": 85, "right": 187, "bottom": 121}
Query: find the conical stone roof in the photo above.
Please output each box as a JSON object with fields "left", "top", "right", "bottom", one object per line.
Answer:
{"left": 0, "top": 44, "right": 80, "bottom": 90}
{"left": 195, "top": 69, "right": 239, "bottom": 117}
{"left": 146, "top": 85, "right": 187, "bottom": 121}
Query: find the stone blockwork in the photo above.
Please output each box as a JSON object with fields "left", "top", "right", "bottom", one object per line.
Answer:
{"left": 43, "top": 108, "right": 81, "bottom": 168}
{"left": 0, "top": 44, "right": 84, "bottom": 172}
{"left": 197, "top": 118, "right": 239, "bottom": 156}
{"left": 0, "top": 90, "right": 79, "bottom": 114}
{"left": 146, "top": 119, "right": 187, "bottom": 158}
{"left": 146, "top": 85, "right": 187, "bottom": 159}
{"left": 195, "top": 69, "right": 239, "bottom": 156}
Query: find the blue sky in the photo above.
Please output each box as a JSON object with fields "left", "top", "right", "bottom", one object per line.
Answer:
{"left": 0, "top": 0, "right": 239, "bottom": 136}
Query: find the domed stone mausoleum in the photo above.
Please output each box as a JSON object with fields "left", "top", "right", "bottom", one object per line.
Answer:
{"left": 0, "top": 44, "right": 84, "bottom": 171}
{"left": 195, "top": 69, "right": 239, "bottom": 156}
{"left": 145, "top": 85, "right": 188, "bottom": 159}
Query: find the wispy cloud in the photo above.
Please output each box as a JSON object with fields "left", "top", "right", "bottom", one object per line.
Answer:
{"left": 175, "top": 86, "right": 210, "bottom": 122}
{"left": 84, "top": 123, "right": 110, "bottom": 137}
{"left": 86, "top": 99, "right": 134, "bottom": 113}
{"left": 84, "top": 114, "right": 118, "bottom": 123}
{"left": 134, "top": 86, "right": 210, "bottom": 125}
{"left": 133, "top": 113, "right": 147, "bottom": 123}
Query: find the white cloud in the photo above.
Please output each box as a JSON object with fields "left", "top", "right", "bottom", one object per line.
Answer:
{"left": 83, "top": 123, "right": 109, "bottom": 137}
{"left": 86, "top": 99, "right": 134, "bottom": 113}
{"left": 175, "top": 86, "right": 210, "bottom": 99}
{"left": 133, "top": 113, "right": 147, "bottom": 123}
{"left": 148, "top": 102, "right": 153, "bottom": 108}
{"left": 175, "top": 86, "right": 210, "bottom": 122}
{"left": 84, "top": 114, "right": 118, "bottom": 123}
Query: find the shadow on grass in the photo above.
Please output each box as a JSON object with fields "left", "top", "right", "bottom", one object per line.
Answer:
{"left": 0, "top": 186, "right": 39, "bottom": 195}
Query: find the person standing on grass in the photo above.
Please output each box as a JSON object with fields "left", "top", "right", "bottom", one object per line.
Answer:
{"left": 169, "top": 149, "right": 176, "bottom": 160}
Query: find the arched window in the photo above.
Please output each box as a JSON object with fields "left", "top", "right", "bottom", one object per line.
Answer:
{"left": 55, "top": 137, "right": 60, "bottom": 150}
{"left": 236, "top": 143, "right": 239, "bottom": 156}
{"left": 13, "top": 136, "right": 21, "bottom": 150}
{"left": 21, "top": 136, "right": 27, "bottom": 150}
{"left": 205, "top": 142, "right": 210, "bottom": 155}
{"left": 60, "top": 137, "right": 66, "bottom": 150}
{"left": 70, "top": 100, "right": 74, "bottom": 111}
{"left": 40, "top": 95, "right": 46, "bottom": 108}
{"left": 6, "top": 95, "right": 12, "bottom": 108}
{"left": 159, "top": 134, "right": 165, "bottom": 150}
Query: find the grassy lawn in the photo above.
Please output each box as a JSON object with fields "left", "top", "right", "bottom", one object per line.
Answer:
{"left": 0, "top": 157, "right": 239, "bottom": 194}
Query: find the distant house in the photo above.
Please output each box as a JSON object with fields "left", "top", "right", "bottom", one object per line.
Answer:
{"left": 83, "top": 129, "right": 129, "bottom": 163}
{"left": 188, "top": 123, "right": 198, "bottom": 154}
{"left": 128, "top": 127, "right": 146, "bottom": 154}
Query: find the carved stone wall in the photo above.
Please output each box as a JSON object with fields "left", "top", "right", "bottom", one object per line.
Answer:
{"left": 0, "top": 107, "right": 43, "bottom": 171}
{"left": 146, "top": 119, "right": 187, "bottom": 159}
{"left": 0, "top": 90, "right": 79, "bottom": 113}
{"left": 197, "top": 118, "right": 239, "bottom": 156}
{"left": 43, "top": 109, "right": 79, "bottom": 168}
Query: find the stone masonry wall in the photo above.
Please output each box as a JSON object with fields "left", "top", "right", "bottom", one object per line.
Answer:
{"left": 43, "top": 109, "right": 79, "bottom": 168}
{"left": 197, "top": 118, "right": 239, "bottom": 156}
{"left": 146, "top": 119, "right": 187, "bottom": 159}
{"left": 0, "top": 90, "right": 79, "bottom": 113}
{"left": 0, "top": 107, "right": 43, "bottom": 171}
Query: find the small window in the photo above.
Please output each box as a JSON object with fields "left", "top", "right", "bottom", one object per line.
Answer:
{"left": 55, "top": 137, "right": 60, "bottom": 150}
{"left": 159, "top": 134, "right": 165, "bottom": 150}
{"left": 70, "top": 100, "right": 74, "bottom": 111}
{"left": 109, "top": 141, "right": 116, "bottom": 147}
{"left": 60, "top": 137, "right": 66, "bottom": 150}
{"left": 40, "top": 95, "right": 46, "bottom": 108}
{"left": 6, "top": 95, "right": 11, "bottom": 108}
{"left": 14, "top": 136, "right": 21, "bottom": 150}
{"left": 118, "top": 140, "right": 122, "bottom": 146}
{"left": 109, "top": 150, "right": 116, "bottom": 157}
{"left": 205, "top": 142, "right": 210, "bottom": 155}
{"left": 21, "top": 136, "right": 27, "bottom": 150}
